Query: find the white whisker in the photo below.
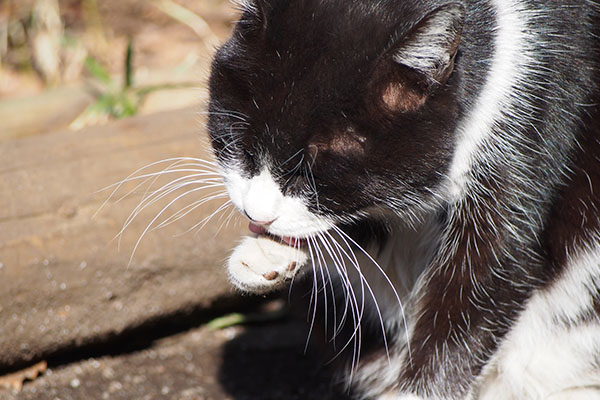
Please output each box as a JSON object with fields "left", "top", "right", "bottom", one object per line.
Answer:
{"left": 332, "top": 225, "right": 413, "bottom": 366}
{"left": 305, "top": 236, "right": 322, "bottom": 354}
{"left": 153, "top": 191, "right": 229, "bottom": 231}
{"left": 127, "top": 184, "right": 226, "bottom": 265}
{"left": 190, "top": 199, "right": 234, "bottom": 235}
{"left": 94, "top": 157, "right": 218, "bottom": 218}
{"left": 118, "top": 180, "right": 225, "bottom": 248}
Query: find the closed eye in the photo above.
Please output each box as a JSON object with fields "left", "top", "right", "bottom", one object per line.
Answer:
{"left": 241, "top": 148, "right": 257, "bottom": 170}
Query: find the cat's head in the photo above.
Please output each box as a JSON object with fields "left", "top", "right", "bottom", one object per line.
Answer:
{"left": 208, "top": 0, "right": 464, "bottom": 240}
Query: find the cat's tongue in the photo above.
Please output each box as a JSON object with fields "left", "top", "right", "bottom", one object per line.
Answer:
{"left": 248, "top": 222, "right": 307, "bottom": 248}
{"left": 248, "top": 222, "right": 269, "bottom": 236}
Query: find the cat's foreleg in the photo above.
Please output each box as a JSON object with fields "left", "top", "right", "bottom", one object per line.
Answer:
{"left": 391, "top": 196, "right": 543, "bottom": 399}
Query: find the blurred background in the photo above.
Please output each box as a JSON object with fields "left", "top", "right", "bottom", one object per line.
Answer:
{"left": 0, "top": 1, "right": 344, "bottom": 399}
{"left": 1, "top": 0, "right": 234, "bottom": 135}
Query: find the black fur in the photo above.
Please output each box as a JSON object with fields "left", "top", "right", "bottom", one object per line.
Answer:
{"left": 208, "top": 0, "right": 600, "bottom": 398}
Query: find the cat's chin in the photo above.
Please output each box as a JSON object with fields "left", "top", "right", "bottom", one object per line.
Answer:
{"left": 227, "top": 235, "right": 309, "bottom": 294}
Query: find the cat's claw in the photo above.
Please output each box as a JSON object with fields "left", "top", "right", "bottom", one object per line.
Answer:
{"left": 227, "top": 236, "right": 309, "bottom": 294}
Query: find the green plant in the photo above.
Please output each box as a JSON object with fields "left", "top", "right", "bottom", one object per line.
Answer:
{"left": 71, "top": 39, "right": 198, "bottom": 128}
{"left": 84, "top": 41, "right": 137, "bottom": 118}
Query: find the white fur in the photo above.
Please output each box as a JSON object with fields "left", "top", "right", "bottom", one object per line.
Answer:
{"left": 447, "top": 0, "right": 536, "bottom": 200}
{"left": 366, "top": 238, "right": 600, "bottom": 399}
{"left": 221, "top": 166, "right": 333, "bottom": 238}
{"left": 228, "top": 235, "right": 309, "bottom": 294}
{"left": 470, "top": 239, "right": 600, "bottom": 400}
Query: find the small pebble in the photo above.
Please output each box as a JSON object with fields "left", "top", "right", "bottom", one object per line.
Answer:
{"left": 102, "top": 367, "right": 115, "bottom": 379}
{"left": 70, "top": 378, "right": 81, "bottom": 388}
{"left": 108, "top": 381, "right": 122, "bottom": 393}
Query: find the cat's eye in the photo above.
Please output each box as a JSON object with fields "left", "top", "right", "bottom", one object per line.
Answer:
{"left": 346, "top": 126, "right": 367, "bottom": 145}
{"left": 242, "top": 148, "right": 256, "bottom": 167}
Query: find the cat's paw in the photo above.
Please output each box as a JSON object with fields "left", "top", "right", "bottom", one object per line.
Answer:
{"left": 227, "top": 236, "right": 309, "bottom": 294}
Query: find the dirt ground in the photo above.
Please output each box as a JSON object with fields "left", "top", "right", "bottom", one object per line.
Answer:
{"left": 0, "top": 314, "right": 349, "bottom": 400}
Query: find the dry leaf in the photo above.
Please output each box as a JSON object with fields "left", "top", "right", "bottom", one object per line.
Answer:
{"left": 0, "top": 361, "right": 48, "bottom": 392}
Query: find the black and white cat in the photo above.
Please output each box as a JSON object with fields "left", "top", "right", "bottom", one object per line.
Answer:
{"left": 206, "top": 0, "right": 600, "bottom": 398}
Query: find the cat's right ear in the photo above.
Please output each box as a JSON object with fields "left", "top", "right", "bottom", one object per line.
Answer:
{"left": 235, "top": 0, "right": 271, "bottom": 31}
{"left": 372, "top": 3, "right": 464, "bottom": 113}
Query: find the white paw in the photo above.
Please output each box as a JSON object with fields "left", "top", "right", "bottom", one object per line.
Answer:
{"left": 227, "top": 235, "right": 309, "bottom": 294}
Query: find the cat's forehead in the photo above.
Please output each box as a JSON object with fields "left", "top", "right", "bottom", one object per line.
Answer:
{"left": 229, "top": 0, "right": 438, "bottom": 97}
{"left": 263, "top": 2, "right": 400, "bottom": 55}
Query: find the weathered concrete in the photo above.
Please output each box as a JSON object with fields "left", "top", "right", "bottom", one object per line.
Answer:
{"left": 0, "top": 315, "right": 348, "bottom": 400}
{"left": 0, "top": 107, "right": 248, "bottom": 372}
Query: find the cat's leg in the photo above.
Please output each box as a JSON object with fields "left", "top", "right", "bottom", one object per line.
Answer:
{"left": 470, "top": 242, "right": 600, "bottom": 400}
{"left": 393, "top": 114, "right": 600, "bottom": 398}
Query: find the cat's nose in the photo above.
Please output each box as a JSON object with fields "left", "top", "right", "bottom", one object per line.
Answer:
{"left": 244, "top": 211, "right": 277, "bottom": 227}
{"left": 241, "top": 169, "right": 282, "bottom": 226}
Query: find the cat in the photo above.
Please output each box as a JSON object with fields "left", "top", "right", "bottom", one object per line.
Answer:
{"left": 206, "top": 0, "right": 600, "bottom": 398}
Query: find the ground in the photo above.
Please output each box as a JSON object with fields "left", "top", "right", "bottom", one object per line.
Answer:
{"left": 0, "top": 314, "right": 347, "bottom": 400}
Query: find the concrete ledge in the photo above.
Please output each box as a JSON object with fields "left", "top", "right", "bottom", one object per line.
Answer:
{"left": 0, "top": 108, "right": 246, "bottom": 371}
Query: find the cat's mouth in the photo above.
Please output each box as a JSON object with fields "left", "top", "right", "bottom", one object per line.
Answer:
{"left": 248, "top": 222, "right": 308, "bottom": 248}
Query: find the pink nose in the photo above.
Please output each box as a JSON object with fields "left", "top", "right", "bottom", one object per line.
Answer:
{"left": 244, "top": 211, "right": 276, "bottom": 227}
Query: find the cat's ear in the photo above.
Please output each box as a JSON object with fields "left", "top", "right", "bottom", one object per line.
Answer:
{"left": 393, "top": 3, "right": 464, "bottom": 85}
{"left": 374, "top": 3, "right": 464, "bottom": 112}
{"left": 236, "top": 0, "right": 271, "bottom": 30}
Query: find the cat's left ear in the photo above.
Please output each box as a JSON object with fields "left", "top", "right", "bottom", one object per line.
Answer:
{"left": 373, "top": 3, "right": 464, "bottom": 112}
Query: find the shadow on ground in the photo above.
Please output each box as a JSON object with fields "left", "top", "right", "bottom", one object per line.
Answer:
{"left": 219, "top": 315, "right": 352, "bottom": 400}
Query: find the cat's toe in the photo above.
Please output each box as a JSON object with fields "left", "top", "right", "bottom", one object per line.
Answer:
{"left": 227, "top": 236, "right": 309, "bottom": 294}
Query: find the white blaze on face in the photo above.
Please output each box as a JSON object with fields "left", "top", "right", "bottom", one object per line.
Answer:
{"left": 221, "top": 165, "right": 332, "bottom": 238}
{"left": 220, "top": 164, "right": 330, "bottom": 294}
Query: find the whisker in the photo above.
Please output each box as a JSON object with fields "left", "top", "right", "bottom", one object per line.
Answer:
{"left": 332, "top": 225, "right": 413, "bottom": 365}
{"left": 322, "top": 231, "right": 366, "bottom": 372}
{"left": 304, "top": 236, "right": 321, "bottom": 354}
{"left": 127, "top": 184, "right": 225, "bottom": 265}
{"left": 189, "top": 199, "right": 234, "bottom": 235}
{"left": 118, "top": 179, "right": 225, "bottom": 247}
{"left": 312, "top": 233, "right": 332, "bottom": 341}
{"left": 121, "top": 171, "right": 222, "bottom": 222}
{"left": 199, "top": 109, "right": 250, "bottom": 122}
{"left": 153, "top": 191, "right": 229, "bottom": 230}
{"left": 116, "top": 169, "right": 222, "bottom": 209}
{"left": 94, "top": 157, "right": 219, "bottom": 218}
